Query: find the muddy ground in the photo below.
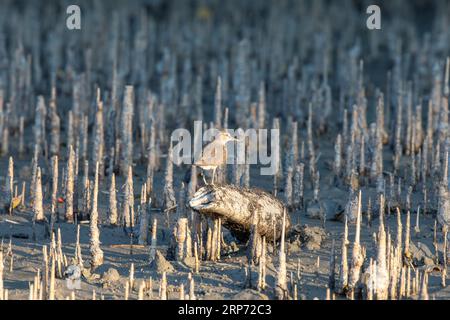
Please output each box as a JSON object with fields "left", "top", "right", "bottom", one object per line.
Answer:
{"left": 0, "top": 134, "right": 447, "bottom": 300}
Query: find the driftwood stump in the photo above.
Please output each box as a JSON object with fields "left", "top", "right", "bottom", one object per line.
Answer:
{"left": 189, "top": 185, "right": 290, "bottom": 242}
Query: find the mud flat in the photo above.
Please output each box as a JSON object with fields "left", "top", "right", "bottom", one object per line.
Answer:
{"left": 0, "top": 0, "right": 449, "bottom": 300}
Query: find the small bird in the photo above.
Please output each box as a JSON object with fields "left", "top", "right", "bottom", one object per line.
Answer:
{"left": 194, "top": 131, "right": 238, "bottom": 185}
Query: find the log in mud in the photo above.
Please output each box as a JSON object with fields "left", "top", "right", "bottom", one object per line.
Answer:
{"left": 189, "top": 185, "right": 290, "bottom": 242}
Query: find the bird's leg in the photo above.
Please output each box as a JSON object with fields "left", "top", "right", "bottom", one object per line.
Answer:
{"left": 211, "top": 167, "right": 216, "bottom": 185}
{"left": 202, "top": 171, "right": 208, "bottom": 185}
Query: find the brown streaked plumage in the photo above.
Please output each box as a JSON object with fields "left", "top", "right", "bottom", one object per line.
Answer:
{"left": 194, "top": 131, "right": 237, "bottom": 185}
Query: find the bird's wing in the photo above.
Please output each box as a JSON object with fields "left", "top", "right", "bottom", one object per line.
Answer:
{"left": 195, "top": 141, "right": 225, "bottom": 166}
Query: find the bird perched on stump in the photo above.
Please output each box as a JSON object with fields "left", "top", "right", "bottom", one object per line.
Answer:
{"left": 194, "top": 131, "right": 238, "bottom": 185}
